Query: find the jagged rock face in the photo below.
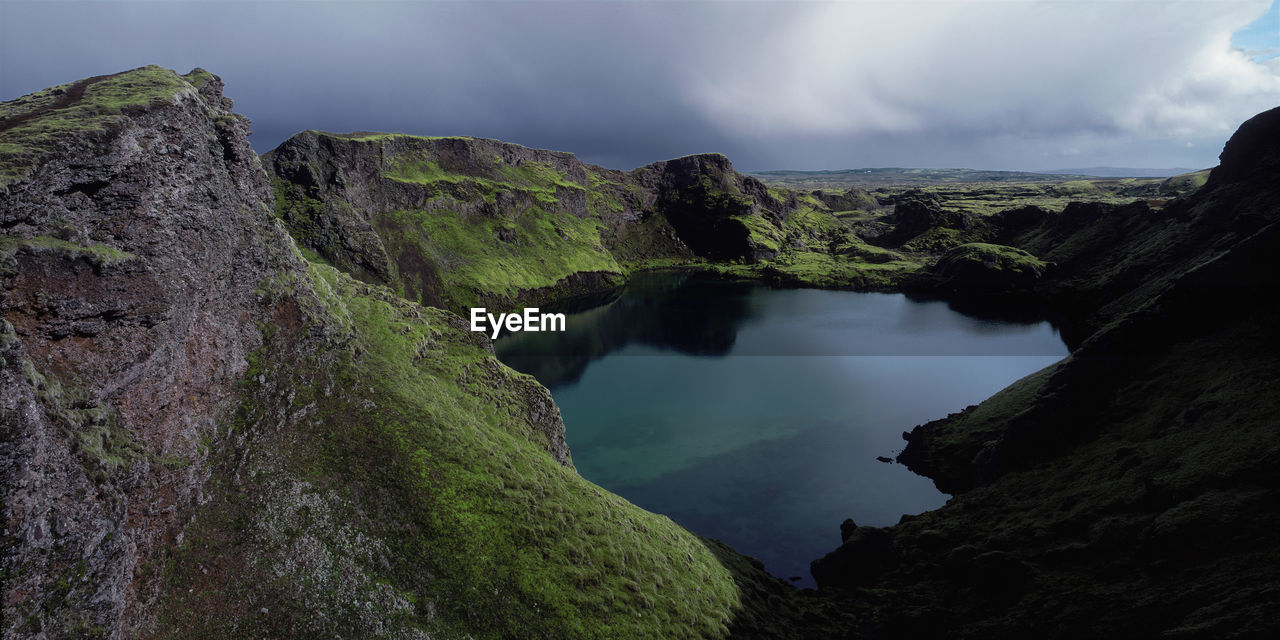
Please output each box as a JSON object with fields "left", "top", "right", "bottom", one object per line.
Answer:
{"left": 637, "top": 153, "right": 782, "bottom": 261}
{"left": 0, "top": 67, "right": 301, "bottom": 637}
{"left": 266, "top": 131, "right": 603, "bottom": 288}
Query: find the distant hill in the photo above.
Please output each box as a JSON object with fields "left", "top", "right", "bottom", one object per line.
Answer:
{"left": 747, "top": 166, "right": 1206, "bottom": 189}
{"left": 748, "top": 167, "right": 1096, "bottom": 188}
{"left": 1034, "top": 166, "right": 1198, "bottom": 178}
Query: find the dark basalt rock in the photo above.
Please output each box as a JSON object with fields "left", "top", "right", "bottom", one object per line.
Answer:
{"left": 814, "top": 104, "right": 1280, "bottom": 638}
{"left": 990, "top": 204, "right": 1050, "bottom": 240}
{"left": 874, "top": 189, "right": 979, "bottom": 248}
{"left": 1205, "top": 104, "right": 1280, "bottom": 188}
{"left": 1, "top": 66, "right": 302, "bottom": 638}
{"left": 644, "top": 153, "right": 781, "bottom": 262}
{"left": 811, "top": 526, "right": 896, "bottom": 589}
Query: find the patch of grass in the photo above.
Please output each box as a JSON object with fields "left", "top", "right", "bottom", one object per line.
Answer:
{"left": 711, "top": 251, "right": 922, "bottom": 289}
{"left": 942, "top": 242, "right": 1047, "bottom": 271}
{"left": 0, "top": 236, "right": 137, "bottom": 279}
{"left": 377, "top": 205, "right": 621, "bottom": 310}
{"left": 0, "top": 65, "right": 192, "bottom": 187}
{"left": 1159, "top": 169, "right": 1211, "bottom": 195}
{"left": 733, "top": 214, "right": 782, "bottom": 254}
{"left": 181, "top": 68, "right": 215, "bottom": 89}
{"left": 0, "top": 235, "right": 136, "bottom": 263}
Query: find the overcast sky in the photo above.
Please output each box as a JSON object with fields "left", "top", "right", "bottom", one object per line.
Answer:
{"left": 2, "top": 0, "right": 1278, "bottom": 171}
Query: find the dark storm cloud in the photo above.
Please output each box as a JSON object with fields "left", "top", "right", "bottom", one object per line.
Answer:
{"left": 2, "top": 1, "right": 1278, "bottom": 171}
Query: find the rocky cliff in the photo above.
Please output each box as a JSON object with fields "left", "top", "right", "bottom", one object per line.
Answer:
{"left": 1, "top": 66, "right": 300, "bottom": 637}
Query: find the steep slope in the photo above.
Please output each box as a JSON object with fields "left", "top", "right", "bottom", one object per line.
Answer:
{"left": 1, "top": 65, "right": 299, "bottom": 637}
{"left": 811, "top": 107, "right": 1280, "bottom": 638}
{"left": 0, "top": 66, "right": 799, "bottom": 640}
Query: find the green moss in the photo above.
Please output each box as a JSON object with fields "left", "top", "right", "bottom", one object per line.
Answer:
{"left": 710, "top": 251, "right": 921, "bottom": 289}
{"left": 1, "top": 65, "right": 192, "bottom": 187}
{"left": 945, "top": 242, "right": 1047, "bottom": 271}
{"left": 734, "top": 214, "right": 782, "bottom": 254}
{"left": 18, "top": 356, "right": 142, "bottom": 475}
{"left": 321, "top": 131, "right": 475, "bottom": 143}
{"left": 376, "top": 203, "right": 621, "bottom": 309}
{"left": 324, "top": 267, "right": 740, "bottom": 637}
{"left": 901, "top": 226, "right": 966, "bottom": 252}
{"left": 0, "top": 235, "right": 136, "bottom": 265}
{"left": 181, "top": 69, "right": 215, "bottom": 89}
{"left": 1159, "top": 169, "right": 1211, "bottom": 195}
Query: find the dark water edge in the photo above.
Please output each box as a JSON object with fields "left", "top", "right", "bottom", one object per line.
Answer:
{"left": 495, "top": 271, "right": 1068, "bottom": 588}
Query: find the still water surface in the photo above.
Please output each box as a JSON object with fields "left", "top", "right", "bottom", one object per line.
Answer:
{"left": 495, "top": 271, "right": 1067, "bottom": 588}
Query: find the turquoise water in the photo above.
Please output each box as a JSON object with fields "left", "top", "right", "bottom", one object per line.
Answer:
{"left": 494, "top": 271, "right": 1067, "bottom": 588}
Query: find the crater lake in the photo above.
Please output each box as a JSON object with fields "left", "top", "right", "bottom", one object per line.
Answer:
{"left": 494, "top": 271, "right": 1068, "bottom": 588}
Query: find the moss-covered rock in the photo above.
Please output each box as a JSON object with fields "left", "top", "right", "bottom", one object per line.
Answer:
{"left": 932, "top": 242, "right": 1049, "bottom": 291}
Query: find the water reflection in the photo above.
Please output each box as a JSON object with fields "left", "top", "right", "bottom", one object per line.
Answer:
{"left": 494, "top": 270, "right": 1068, "bottom": 588}
{"left": 495, "top": 272, "right": 756, "bottom": 387}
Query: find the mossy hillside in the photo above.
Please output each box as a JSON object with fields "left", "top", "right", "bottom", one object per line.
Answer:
{"left": 375, "top": 205, "right": 621, "bottom": 310}
{"left": 930, "top": 242, "right": 1050, "bottom": 292}
{"left": 383, "top": 150, "right": 586, "bottom": 199}
{"left": 587, "top": 169, "right": 696, "bottom": 264}
{"left": 702, "top": 190, "right": 928, "bottom": 289}
{"left": 938, "top": 242, "right": 1047, "bottom": 271}
{"left": 712, "top": 251, "right": 921, "bottom": 290}
{"left": 379, "top": 139, "right": 622, "bottom": 308}
{"left": 750, "top": 169, "right": 1200, "bottom": 207}
{"left": 0, "top": 66, "right": 199, "bottom": 188}
{"left": 159, "top": 261, "right": 743, "bottom": 639}
{"left": 1158, "top": 168, "right": 1211, "bottom": 195}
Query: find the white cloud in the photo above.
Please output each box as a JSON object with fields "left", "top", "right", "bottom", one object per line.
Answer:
{"left": 679, "top": 0, "right": 1280, "bottom": 146}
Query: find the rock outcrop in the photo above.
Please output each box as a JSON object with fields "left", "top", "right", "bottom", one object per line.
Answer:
{"left": 931, "top": 242, "right": 1049, "bottom": 292}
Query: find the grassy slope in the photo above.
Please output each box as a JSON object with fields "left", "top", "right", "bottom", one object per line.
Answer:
{"left": 376, "top": 154, "right": 622, "bottom": 307}
{"left": 156, "top": 260, "right": 750, "bottom": 639}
